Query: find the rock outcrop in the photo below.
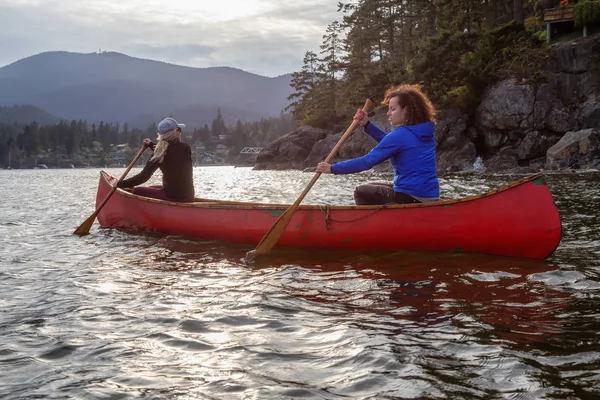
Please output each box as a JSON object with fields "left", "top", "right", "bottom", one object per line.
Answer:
{"left": 255, "top": 34, "right": 600, "bottom": 173}
{"left": 435, "top": 109, "right": 478, "bottom": 172}
{"left": 546, "top": 128, "right": 600, "bottom": 170}
{"left": 254, "top": 126, "right": 329, "bottom": 170}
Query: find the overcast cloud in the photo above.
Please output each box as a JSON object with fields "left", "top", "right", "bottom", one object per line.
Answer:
{"left": 0, "top": 0, "right": 342, "bottom": 76}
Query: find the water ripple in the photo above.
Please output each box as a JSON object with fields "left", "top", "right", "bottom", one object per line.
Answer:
{"left": 0, "top": 169, "right": 599, "bottom": 399}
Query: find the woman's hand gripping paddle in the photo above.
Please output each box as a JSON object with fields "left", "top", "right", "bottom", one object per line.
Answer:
{"left": 246, "top": 98, "right": 374, "bottom": 261}
{"left": 73, "top": 144, "right": 148, "bottom": 236}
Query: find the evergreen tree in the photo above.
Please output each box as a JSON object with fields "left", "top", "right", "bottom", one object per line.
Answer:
{"left": 91, "top": 124, "right": 97, "bottom": 147}
{"left": 319, "top": 21, "right": 345, "bottom": 126}
{"left": 211, "top": 108, "right": 227, "bottom": 137}
{"left": 65, "top": 120, "right": 78, "bottom": 156}
{"left": 232, "top": 120, "right": 246, "bottom": 151}
{"left": 285, "top": 51, "right": 320, "bottom": 123}
{"left": 122, "top": 123, "right": 129, "bottom": 144}
{"left": 18, "top": 123, "right": 40, "bottom": 156}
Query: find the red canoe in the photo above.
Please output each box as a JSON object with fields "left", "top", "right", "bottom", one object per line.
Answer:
{"left": 95, "top": 171, "right": 561, "bottom": 259}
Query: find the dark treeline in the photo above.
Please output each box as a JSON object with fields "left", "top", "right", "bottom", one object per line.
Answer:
{"left": 286, "top": 0, "right": 569, "bottom": 129}
{"left": 0, "top": 107, "right": 295, "bottom": 168}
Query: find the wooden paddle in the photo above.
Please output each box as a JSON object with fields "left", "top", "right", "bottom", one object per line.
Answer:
{"left": 73, "top": 144, "right": 148, "bottom": 236}
{"left": 246, "top": 98, "right": 374, "bottom": 261}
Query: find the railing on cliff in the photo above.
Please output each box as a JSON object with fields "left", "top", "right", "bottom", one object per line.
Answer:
{"left": 239, "top": 147, "right": 263, "bottom": 155}
{"left": 544, "top": 1, "right": 591, "bottom": 44}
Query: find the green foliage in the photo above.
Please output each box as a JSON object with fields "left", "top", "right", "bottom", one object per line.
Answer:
{"left": 403, "top": 30, "right": 480, "bottom": 109}
{"left": 574, "top": 0, "right": 600, "bottom": 27}
{"left": 444, "top": 86, "right": 474, "bottom": 111}
{"left": 492, "top": 25, "right": 550, "bottom": 79}
{"left": 405, "top": 21, "right": 550, "bottom": 111}
{"left": 525, "top": 15, "right": 544, "bottom": 30}
{"left": 283, "top": 0, "right": 555, "bottom": 126}
{"left": 531, "top": 29, "right": 547, "bottom": 42}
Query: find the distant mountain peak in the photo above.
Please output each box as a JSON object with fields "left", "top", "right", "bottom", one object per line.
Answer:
{"left": 0, "top": 51, "right": 293, "bottom": 127}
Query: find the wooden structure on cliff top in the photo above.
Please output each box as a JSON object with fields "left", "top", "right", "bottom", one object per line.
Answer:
{"left": 544, "top": 5, "right": 588, "bottom": 43}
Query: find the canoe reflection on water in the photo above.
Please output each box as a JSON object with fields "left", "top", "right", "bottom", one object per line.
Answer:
{"left": 138, "top": 237, "right": 572, "bottom": 348}
{"left": 273, "top": 250, "right": 568, "bottom": 346}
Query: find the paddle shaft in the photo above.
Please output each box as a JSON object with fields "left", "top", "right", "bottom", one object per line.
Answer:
{"left": 248, "top": 98, "right": 374, "bottom": 260}
{"left": 73, "top": 144, "right": 148, "bottom": 235}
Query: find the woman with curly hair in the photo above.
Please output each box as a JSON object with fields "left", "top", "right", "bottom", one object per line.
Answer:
{"left": 316, "top": 84, "right": 439, "bottom": 205}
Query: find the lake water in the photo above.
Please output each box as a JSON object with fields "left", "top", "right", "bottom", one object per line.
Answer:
{"left": 1, "top": 167, "right": 599, "bottom": 399}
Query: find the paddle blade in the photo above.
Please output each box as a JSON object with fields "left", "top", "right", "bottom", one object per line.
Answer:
{"left": 73, "top": 185, "right": 117, "bottom": 236}
{"left": 245, "top": 206, "right": 297, "bottom": 262}
{"left": 245, "top": 249, "right": 257, "bottom": 263}
{"left": 246, "top": 98, "right": 374, "bottom": 261}
{"left": 73, "top": 214, "right": 96, "bottom": 236}
{"left": 73, "top": 144, "right": 147, "bottom": 237}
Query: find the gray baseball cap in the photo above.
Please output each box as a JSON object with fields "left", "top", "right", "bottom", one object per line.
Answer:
{"left": 158, "top": 117, "right": 186, "bottom": 134}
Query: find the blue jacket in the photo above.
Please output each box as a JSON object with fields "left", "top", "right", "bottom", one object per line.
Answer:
{"left": 331, "top": 121, "right": 439, "bottom": 199}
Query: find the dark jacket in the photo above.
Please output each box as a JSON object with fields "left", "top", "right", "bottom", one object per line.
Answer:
{"left": 331, "top": 121, "right": 439, "bottom": 199}
{"left": 118, "top": 140, "right": 195, "bottom": 201}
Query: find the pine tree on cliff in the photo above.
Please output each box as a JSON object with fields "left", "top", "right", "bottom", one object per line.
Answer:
{"left": 285, "top": 51, "right": 319, "bottom": 124}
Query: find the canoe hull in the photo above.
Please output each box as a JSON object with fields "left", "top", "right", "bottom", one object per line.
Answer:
{"left": 95, "top": 172, "right": 561, "bottom": 259}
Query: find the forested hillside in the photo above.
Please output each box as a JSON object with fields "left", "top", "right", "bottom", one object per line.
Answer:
{"left": 0, "top": 109, "right": 295, "bottom": 168}
{"left": 285, "top": 0, "right": 570, "bottom": 129}
{"left": 0, "top": 105, "right": 58, "bottom": 125}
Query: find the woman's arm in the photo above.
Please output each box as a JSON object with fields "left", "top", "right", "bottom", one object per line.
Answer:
{"left": 332, "top": 132, "right": 404, "bottom": 174}
{"left": 117, "top": 158, "right": 159, "bottom": 188}
{"left": 353, "top": 108, "right": 387, "bottom": 143}
{"left": 364, "top": 121, "right": 388, "bottom": 142}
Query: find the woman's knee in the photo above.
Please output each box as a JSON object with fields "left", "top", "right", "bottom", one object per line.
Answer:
{"left": 353, "top": 183, "right": 393, "bottom": 205}
{"left": 353, "top": 185, "right": 370, "bottom": 205}
{"left": 132, "top": 186, "right": 169, "bottom": 201}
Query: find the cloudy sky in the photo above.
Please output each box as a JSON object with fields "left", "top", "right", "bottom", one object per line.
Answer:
{"left": 0, "top": 0, "right": 342, "bottom": 77}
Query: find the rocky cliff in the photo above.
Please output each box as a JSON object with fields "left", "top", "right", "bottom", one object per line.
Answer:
{"left": 255, "top": 34, "right": 600, "bottom": 173}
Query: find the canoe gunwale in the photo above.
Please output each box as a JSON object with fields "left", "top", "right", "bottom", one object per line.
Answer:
{"left": 100, "top": 171, "right": 546, "bottom": 211}
{"left": 97, "top": 171, "right": 561, "bottom": 259}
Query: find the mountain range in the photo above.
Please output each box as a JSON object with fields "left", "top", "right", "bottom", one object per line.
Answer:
{"left": 0, "top": 51, "right": 293, "bottom": 127}
{"left": 0, "top": 105, "right": 59, "bottom": 126}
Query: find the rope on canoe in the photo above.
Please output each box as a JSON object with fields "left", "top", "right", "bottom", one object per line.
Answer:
{"left": 318, "top": 204, "right": 390, "bottom": 230}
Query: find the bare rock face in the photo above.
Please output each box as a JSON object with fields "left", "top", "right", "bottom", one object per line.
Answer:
{"left": 435, "top": 109, "right": 477, "bottom": 172}
{"left": 549, "top": 35, "right": 600, "bottom": 105}
{"left": 475, "top": 80, "right": 577, "bottom": 153}
{"left": 533, "top": 83, "right": 579, "bottom": 133}
{"left": 477, "top": 79, "right": 535, "bottom": 132}
{"left": 515, "top": 131, "right": 542, "bottom": 160}
{"left": 474, "top": 76, "right": 585, "bottom": 171}
{"left": 578, "top": 97, "right": 600, "bottom": 129}
{"left": 484, "top": 146, "right": 520, "bottom": 171}
{"left": 253, "top": 126, "right": 330, "bottom": 170}
{"left": 546, "top": 128, "right": 600, "bottom": 170}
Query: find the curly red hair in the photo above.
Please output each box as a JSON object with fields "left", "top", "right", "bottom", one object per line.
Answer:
{"left": 383, "top": 84, "right": 436, "bottom": 126}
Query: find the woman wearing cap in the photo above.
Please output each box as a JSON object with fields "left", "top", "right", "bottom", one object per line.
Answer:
{"left": 117, "top": 117, "right": 195, "bottom": 202}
